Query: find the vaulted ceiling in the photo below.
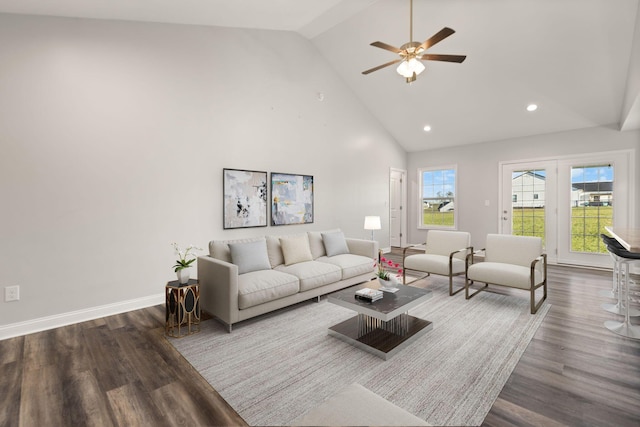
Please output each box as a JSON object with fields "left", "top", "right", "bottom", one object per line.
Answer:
{"left": 1, "top": 0, "right": 638, "bottom": 152}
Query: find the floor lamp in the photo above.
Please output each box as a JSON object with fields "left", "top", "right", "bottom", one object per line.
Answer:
{"left": 364, "top": 216, "right": 381, "bottom": 241}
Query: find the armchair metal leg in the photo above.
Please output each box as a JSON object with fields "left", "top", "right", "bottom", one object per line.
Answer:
{"left": 465, "top": 276, "right": 487, "bottom": 299}
{"left": 449, "top": 275, "right": 465, "bottom": 296}
{"left": 529, "top": 256, "right": 548, "bottom": 314}
{"left": 403, "top": 270, "right": 430, "bottom": 285}
{"left": 530, "top": 280, "right": 547, "bottom": 314}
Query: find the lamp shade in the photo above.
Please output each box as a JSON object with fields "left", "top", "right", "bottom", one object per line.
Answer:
{"left": 364, "top": 216, "right": 381, "bottom": 230}
{"left": 396, "top": 58, "right": 425, "bottom": 78}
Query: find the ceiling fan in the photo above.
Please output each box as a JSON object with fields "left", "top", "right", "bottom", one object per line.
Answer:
{"left": 362, "top": 0, "right": 466, "bottom": 83}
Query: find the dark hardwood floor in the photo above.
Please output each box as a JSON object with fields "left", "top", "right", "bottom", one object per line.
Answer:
{"left": 482, "top": 264, "right": 640, "bottom": 427}
{"left": 0, "top": 305, "right": 247, "bottom": 427}
{"left": 1, "top": 251, "right": 639, "bottom": 426}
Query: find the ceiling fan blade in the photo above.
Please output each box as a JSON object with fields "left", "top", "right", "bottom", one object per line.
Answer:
{"left": 419, "top": 27, "right": 455, "bottom": 51}
{"left": 420, "top": 53, "right": 466, "bottom": 63}
{"left": 370, "top": 41, "right": 402, "bottom": 54}
{"left": 362, "top": 59, "right": 402, "bottom": 75}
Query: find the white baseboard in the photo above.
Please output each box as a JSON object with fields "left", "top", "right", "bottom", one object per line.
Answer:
{"left": 0, "top": 293, "right": 164, "bottom": 340}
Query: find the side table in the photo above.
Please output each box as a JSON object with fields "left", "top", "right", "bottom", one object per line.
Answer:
{"left": 165, "top": 279, "right": 201, "bottom": 338}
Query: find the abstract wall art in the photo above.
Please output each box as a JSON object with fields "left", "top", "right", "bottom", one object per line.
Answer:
{"left": 223, "top": 168, "right": 268, "bottom": 229}
{"left": 271, "top": 173, "right": 314, "bottom": 226}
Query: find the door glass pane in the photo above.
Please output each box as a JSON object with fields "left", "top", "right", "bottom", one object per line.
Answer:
{"left": 511, "top": 169, "right": 545, "bottom": 242}
{"left": 570, "top": 165, "right": 613, "bottom": 253}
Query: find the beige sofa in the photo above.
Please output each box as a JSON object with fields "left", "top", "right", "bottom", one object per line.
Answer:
{"left": 198, "top": 230, "right": 378, "bottom": 332}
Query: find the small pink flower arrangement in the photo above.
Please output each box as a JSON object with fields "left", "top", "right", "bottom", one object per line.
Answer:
{"left": 374, "top": 256, "right": 403, "bottom": 281}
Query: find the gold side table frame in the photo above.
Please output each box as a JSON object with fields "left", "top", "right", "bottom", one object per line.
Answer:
{"left": 165, "top": 279, "right": 201, "bottom": 338}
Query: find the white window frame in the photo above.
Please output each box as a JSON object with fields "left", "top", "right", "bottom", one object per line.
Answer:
{"left": 417, "top": 165, "right": 458, "bottom": 230}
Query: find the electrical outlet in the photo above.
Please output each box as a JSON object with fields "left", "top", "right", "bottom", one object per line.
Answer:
{"left": 5, "top": 285, "right": 19, "bottom": 302}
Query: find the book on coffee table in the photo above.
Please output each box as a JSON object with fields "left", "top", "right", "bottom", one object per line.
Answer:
{"left": 355, "top": 288, "right": 383, "bottom": 302}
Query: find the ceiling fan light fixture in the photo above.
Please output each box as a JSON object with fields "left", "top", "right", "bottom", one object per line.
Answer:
{"left": 397, "top": 58, "right": 425, "bottom": 78}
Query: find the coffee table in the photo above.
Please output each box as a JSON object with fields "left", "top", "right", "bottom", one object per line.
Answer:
{"left": 327, "top": 282, "right": 433, "bottom": 360}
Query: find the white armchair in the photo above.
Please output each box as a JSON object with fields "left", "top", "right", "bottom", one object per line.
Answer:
{"left": 402, "top": 230, "right": 473, "bottom": 296}
{"left": 465, "top": 234, "right": 547, "bottom": 314}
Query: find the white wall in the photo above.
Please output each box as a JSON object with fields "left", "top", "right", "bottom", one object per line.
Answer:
{"left": 407, "top": 125, "right": 640, "bottom": 248}
{"left": 0, "top": 14, "right": 405, "bottom": 334}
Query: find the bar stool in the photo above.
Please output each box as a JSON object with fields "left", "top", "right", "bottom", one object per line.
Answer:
{"left": 599, "top": 234, "right": 624, "bottom": 299}
{"left": 604, "top": 244, "right": 640, "bottom": 340}
{"left": 600, "top": 235, "right": 640, "bottom": 317}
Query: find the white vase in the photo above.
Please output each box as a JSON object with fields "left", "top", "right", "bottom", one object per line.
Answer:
{"left": 377, "top": 277, "right": 393, "bottom": 288}
{"left": 177, "top": 268, "right": 190, "bottom": 285}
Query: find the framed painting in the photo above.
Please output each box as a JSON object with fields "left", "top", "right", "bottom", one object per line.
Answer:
{"left": 271, "top": 173, "right": 314, "bottom": 226}
{"left": 223, "top": 168, "right": 268, "bottom": 229}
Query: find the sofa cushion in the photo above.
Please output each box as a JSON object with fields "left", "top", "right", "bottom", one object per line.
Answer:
{"left": 275, "top": 261, "right": 342, "bottom": 292}
{"left": 404, "top": 254, "right": 466, "bottom": 276}
{"left": 210, "top": 237, "right": 262, "bottom": 263}
{"left": 467, "top": 261, "right": 544, "bottom": 290}
{"left": 280, "top": 234, "right": 313, "bottom": 266}
{"left": 322, "top": 231, "right": 350, "bottom": 257}
{"left": 228, "top": 239, "right": 272, "bottom": 274}
{"left": 266, "top": 235, "right": 285, "bottom": 268}
{"left": 318, "top": 254, "right": 374, "bottom": 280}
{"left": 307, "top": 231, "right": 327, "bottom": 259}
{"left": 238, "top": 270, "right": 300, "bottom": 309}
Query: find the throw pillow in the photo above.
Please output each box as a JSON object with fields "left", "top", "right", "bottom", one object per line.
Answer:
{"left": 280, "top": 234, "right": 313, "bottom": 266}
{"left": 322, "top": 231, "right": 350, "bottom": 257}
{"left": 229, "top": 239, "right": 272, "bottom": 274}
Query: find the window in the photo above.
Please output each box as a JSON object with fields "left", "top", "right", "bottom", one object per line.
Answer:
{"left": 418, "top": 166, "right": 457, "bottom": 229}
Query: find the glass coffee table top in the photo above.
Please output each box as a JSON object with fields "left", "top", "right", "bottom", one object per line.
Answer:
{"left": 328, "top": 281, "right": 432, "bottom": 321}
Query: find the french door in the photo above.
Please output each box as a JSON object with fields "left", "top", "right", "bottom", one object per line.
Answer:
{"left": 500, "top": 151, "right": 633, "bottom": 268}
{"left": 500, "top": 160, "right": 557, "bottom": 263}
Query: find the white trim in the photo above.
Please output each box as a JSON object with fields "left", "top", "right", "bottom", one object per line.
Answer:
{"left": 0, "top": 293, "right": 164, "bottom": 340}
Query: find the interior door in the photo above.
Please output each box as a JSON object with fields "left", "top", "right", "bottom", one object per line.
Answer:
{"left": 390, "top": 169, "right": 406, "bottom": 247}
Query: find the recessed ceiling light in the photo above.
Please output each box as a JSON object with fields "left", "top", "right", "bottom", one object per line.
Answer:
{"left": 423, "top": 125, "right": 432, "bottom": 132}
{"left": 526, "top": 104, "right": 538, "bottom": 112}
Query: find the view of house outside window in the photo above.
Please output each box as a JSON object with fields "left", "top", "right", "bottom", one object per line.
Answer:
{"left": 512, "top": 169, "right": 546, "bottom": 243}
{"left": 570, "top": 165, "right": 613, "bottom": 253}
{"left": 510, "top": 165, "right": 613, "bottom": 254}
{"left": 419, "top": 167, "right": 456, "bottom": 229}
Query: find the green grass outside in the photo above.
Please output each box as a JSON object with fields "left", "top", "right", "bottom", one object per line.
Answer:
{"left": 422, "top": 205, "right": 454, "bottom": 227}
{"left": 512, "top": 206, "right": 612, "bottom": 253}
{"left": 424, "top": 206, "right": 612, "bottom": 253}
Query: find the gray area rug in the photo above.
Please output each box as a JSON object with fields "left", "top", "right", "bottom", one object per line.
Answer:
{"left": 170, "top": 280, "right": 550, "bottom": 426}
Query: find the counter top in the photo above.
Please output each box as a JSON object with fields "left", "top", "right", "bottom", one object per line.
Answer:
{"left": 605, "top": 226, "right": 640, "bottom": 253}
